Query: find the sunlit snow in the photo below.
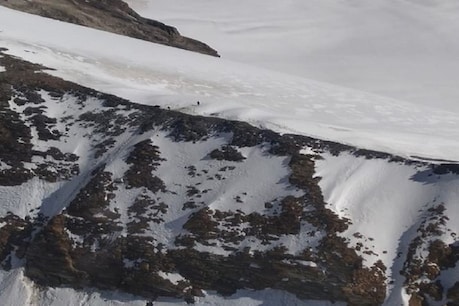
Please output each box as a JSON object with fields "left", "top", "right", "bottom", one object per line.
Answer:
{"left": 0, "top": 2, "right": 458, "bottom": 306}
{"left": 1, "top": 6, "right": 459, "bottom": 161}
{"left": 127, "top": 0, "right": 459, "bottom": 111}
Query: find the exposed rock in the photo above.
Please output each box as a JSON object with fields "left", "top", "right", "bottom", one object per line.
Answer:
{"left": 0, "top": 0, "right": 219, "bottom": 57}
{"left": 342, "top": 264, "right": 387, "bottom": 306}
{"left": 209, "top": 145, "right": 245, "bottom": 162}
{"left": 1, "top": 49, "right": 456, "bottom": 305}
{"left": 26, "top": 214, "right": 88, "bottom": 287}
{"left": 0, "top": 214, "right": 33, "bottom": 269}
{"left": 402, "top": 203, "right": 459, "bottom": 303}
{"left": 408, "top": 293, "right": 425, "bottom": 306}
{"left": 124, "top": 140, "right": 166, "bottom": 192}
{"left": 433, "top": 163, "right": 459, "bottom": 175}
{"left": 448, "top": 282, "right": 459, "bottom": 305}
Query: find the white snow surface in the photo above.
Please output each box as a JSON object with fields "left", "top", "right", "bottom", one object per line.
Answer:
{"left": 315, "top": 152, "right": 459, "bottom": 305}
{"left": 0, "top": 177, "right": 63, "bottom": 218}
{"left": 0, "top": 269, "right": 33, "bottom": 306}
{"left": 127, "top": 0, "right": 459, "bottom": 112}
{"left": 157, "top": 271, "right": 185, "bottom": 285}
{"left": 1, "top": 6, "right": 459, "bottom": 161}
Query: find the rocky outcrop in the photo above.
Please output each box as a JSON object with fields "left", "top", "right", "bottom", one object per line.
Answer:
{"left": 0, "top": 50, "right": 457, "bottom": 305}
{"left": 0, "top": 0, "right": 219, "bottom": 57}
{"left": 402, "top": 204, "right": 459, "bottom": 304}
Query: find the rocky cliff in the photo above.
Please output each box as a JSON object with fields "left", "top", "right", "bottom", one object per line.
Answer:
{"left": 0, "top": 0, "right": 219, "bottom": 57}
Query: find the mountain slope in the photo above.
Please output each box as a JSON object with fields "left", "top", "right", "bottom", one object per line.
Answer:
{"left": 0, "top": 51, "right": 386, "bottom": 304}
{"left": 0, "top": 3, "right": 458, "bottom": 306}
{"left": 0, "top": 0, "right": 219, "bottom": 57}
{"left": 0, "top": 48, "right": 459, "bottom": 305}
{"left": 1, "top": 5, "right": 459, "bottom": 162}
{"left": 126, "top": 0, "right": 459, "bottom": 110}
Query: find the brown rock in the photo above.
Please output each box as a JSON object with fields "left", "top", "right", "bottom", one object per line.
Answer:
{"left": 0, "top": 0, "right": 219, "bottom": 57}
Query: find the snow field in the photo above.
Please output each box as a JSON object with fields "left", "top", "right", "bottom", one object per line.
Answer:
{"left": 1, "top": 6, "right": 459, "bottom": 161}
{"left": 0, "top": 269, "right": 34, "bottom": 306}
{"left": 127, "top": 0, "right": 459, "bottom": 111}
{"left": 316, "top": 152, "right": 459, "bottom": 266}
{"left": 314, "top": 151, "right": 459, "bottom": 304}
{"left": 0, "top": 177, "right": 64, "bottom": 218}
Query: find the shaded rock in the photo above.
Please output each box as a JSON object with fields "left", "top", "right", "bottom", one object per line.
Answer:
{"left": 209, "top": 145, "right": 245, "bottom": 162}
{"left": 124, "top": 140, "right": 166, "bottom": 193}
{"left": 448, "top": 282, "right": 459, "bottom": 304}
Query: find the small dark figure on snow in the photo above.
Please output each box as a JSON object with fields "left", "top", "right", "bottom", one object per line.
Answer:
{"left": 196, "top": 101, "right": 200, "bottom": 106}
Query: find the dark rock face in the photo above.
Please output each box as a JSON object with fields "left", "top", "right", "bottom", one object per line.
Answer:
{"left": 0, "top": 50, "right": 457, "bottom": 305}
{"left": 124, "top": 140, "right": 166, "bottom": 192}
{"left": 433, "top": 163, "right": 459, "bottom": 175}
{"left": 0, "top": 0, "right": 219, "bottom": 57}
{"left": 448, "top": 282, "right": 459, "bottom": 305}
{"left": 0, "top": 57, "right": 80, "bottom": 186}
{"left": 26, "top": 214, "right": 88, "bottom": 287}
{"left": 0, "top": 214, "right": 33, "bottom": 269}
{"left": 209, "top": 145, "right": 246, "bottom": 162}
{"left": 401, "top": 204, "right": 459, "bottom": 305}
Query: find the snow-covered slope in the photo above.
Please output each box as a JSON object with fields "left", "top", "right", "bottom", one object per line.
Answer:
{"left": 0, "top": 52, "right": 392, "bottom": 305}
{"left": 127, "top": 0, "right": 459, "bottom": 111}
{"left": 0, "top": 269, "right": 340, "bottom": 306}
{"left": 0, "top": 46, "right": 458, "bottom": 305}
{"left": 315, "top": 152, "right": 459, "bottom": 305}
{"left": 0, "top": 2, "right": 459, "bottom": 306}
{"left": 1, "top": 6, "right": 459, "bottom": 163}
